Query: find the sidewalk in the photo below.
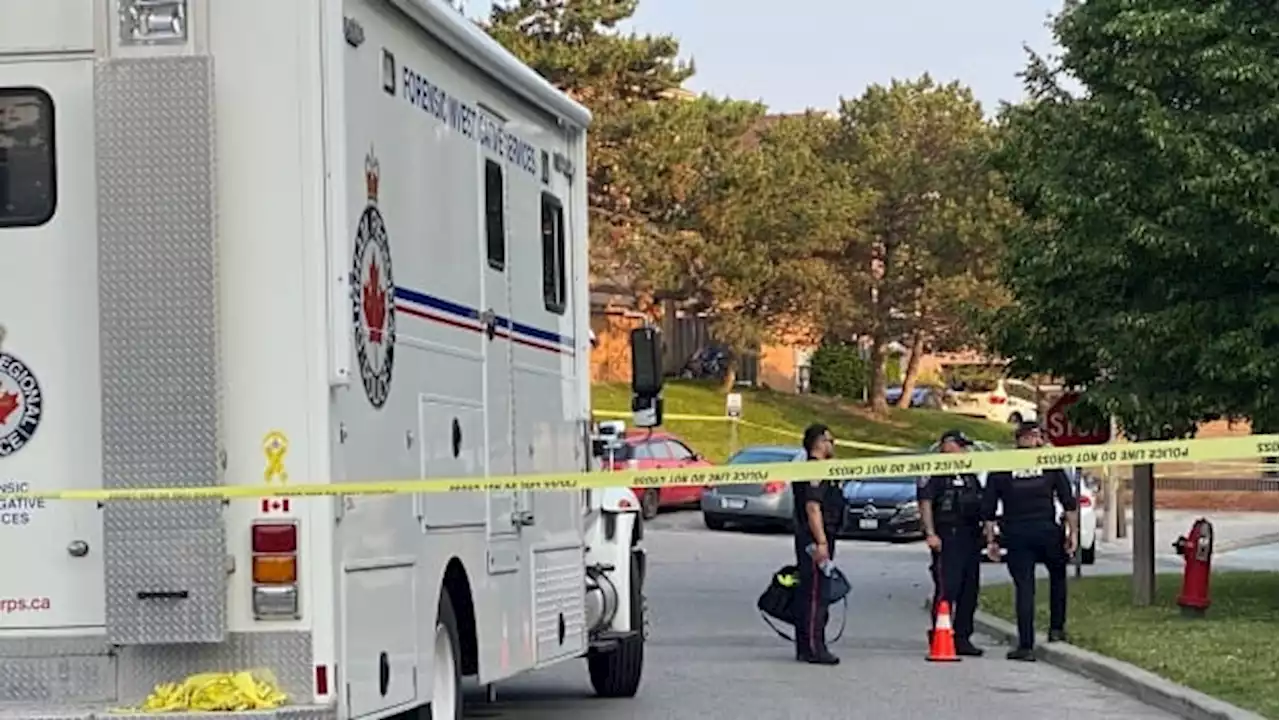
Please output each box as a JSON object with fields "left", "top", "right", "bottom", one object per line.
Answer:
{"left": 1095, "top": 504, "right": 1274, "bottom": 556}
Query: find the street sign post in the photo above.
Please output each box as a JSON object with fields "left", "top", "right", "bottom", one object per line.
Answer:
{"left": 1044, "top": 392, "right": 1110, "bottom": 446}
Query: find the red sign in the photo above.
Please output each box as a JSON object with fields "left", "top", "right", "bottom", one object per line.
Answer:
{"left": 1044, "top": 392, "right": 1110, "bottom": 446}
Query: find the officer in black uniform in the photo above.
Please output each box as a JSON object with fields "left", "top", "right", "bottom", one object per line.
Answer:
{"left": 791, "top": 423, "right": 844, "bottom": 665}
{"left": 917, "top": 429, "right": 985, "bottom": 656}
{"left": 982, "top": 422, "right": 1079, "bottom": 661}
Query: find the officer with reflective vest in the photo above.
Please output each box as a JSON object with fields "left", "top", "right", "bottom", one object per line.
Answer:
{"left": 982, "top": 421, "right": 1079, "bottom": 661}
{"left": 917, "top": 429, "right": 986, "bottom": 657}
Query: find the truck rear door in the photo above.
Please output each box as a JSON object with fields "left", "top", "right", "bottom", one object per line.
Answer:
{"left": 0, "top": 57, "right": 105, "bottom": 630}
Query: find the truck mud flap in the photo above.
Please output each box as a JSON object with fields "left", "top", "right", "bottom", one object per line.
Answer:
{"left": 95, "top": 56, "right": 225, "bottom": 645}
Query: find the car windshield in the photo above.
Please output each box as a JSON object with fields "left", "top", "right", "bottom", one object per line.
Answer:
{"left": 729, "top": 449, "right": 799, "bottom": 465}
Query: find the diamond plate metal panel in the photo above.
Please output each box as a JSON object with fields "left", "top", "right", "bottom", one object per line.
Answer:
{"left": 94, "top": 56, "right": 225, "bottom": 645}
{"left": 0, "top": 638, "right": 113, "bottom": 706}
{"left": 532, "top": 548, "right": 586, "bottom": 664}
{"left": 0, "top": 633, "right": 322, "bottom": 718}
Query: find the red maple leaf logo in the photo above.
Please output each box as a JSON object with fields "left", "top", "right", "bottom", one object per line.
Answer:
{"left": 0, "top": 390, "right": 20, "bottom": 425}
{"left": 363, "top": 259, "right": 388, "bottom": 344}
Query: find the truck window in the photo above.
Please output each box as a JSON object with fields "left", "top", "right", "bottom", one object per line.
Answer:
{"left": 484, "top": 159, "right": 505, "bottom": 270}
{"left": 0, "top": 87, "right": 56, "bottom": 228}
{"left": 540, "top": 192, "right": 566, "bottom": 314}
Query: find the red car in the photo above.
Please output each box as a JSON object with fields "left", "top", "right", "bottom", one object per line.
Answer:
{"left": 599, "top": 429, "right": 714, "bottom": 519}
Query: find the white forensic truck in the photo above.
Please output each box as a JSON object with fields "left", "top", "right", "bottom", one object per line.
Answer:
{"left": 0, "top": 1, "right": 647, "bottom": 718}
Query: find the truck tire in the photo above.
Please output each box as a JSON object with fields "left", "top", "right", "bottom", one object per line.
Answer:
{"left": 1081, "top": 541, "right": 1096, "bottom": 565}
{"left": 587, "top": 553, "right": 645, "bottom": 698}
{"left": 425, "top": 593, "right": 463, "bottom": 720}
{"left": 703, "top": 513, "right": 727, "bottom": 531}
{"left": 640, "top": 489, "right": 660, "bottom": 520}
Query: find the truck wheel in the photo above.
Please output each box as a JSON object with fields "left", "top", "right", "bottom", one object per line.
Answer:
{"left": 1081, "top": 542, "right": 1096, "bottom": 565}
{"left": 703, "top": 513, "right": 727, "bottom": 531}
{"left": 425, "top": 593, "right": 463, "bottom": 720}
{"left": 587, "top": 553, "right": 645, "bottom": 698}
{"left": 640, "top": 489, "right": 660, "bottom": 520}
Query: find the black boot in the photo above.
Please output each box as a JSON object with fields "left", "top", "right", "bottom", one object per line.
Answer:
{"left": 955, "top": 638, "right": 985, "bottom": 657}
{"left": 1047, "top": 629, "right": 1068, "bottom": 643}
{"left": 797, "top": 648, "right": 840, "bottom": 665}
{"left": 1006, "top": 646, "right": 1036, "bottom": 662}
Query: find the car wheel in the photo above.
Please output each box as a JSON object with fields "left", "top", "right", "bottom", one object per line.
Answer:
{"left": 640, "top": 489, "right": 660, "bottom": 520}
{"left": 1081, "top": 541, "right": 1096, "bottom": 565}
{"left": 1008, "top": 412, "right": 1023, "bottom": 425}
{"left": 703, "top": 514, "right": 727, "bottom": 531}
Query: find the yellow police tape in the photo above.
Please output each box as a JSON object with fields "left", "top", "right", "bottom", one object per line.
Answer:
{"left": 3, "top": 434, "right": 1275, "bottom": 503}
{"left": 591, "top": 410, "right": 906, "bottom": 453}
{"left": 118, "top": 670, "right": 287, "bottom": 713}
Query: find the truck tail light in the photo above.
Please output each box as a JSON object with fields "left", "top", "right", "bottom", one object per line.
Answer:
{"left": 252, "top": 555, "right": 298, "bottom": 584}
{"left": 251, "top": 521, "right": 300, "bottom": 619}
{"left": 763, "top": 481, "right": 786, "bottom": 494}
{"left": 1077, "top": 495, "right": 1092, "bottom": 507}
{"left": 989, "top": 394, "right": 1007, "bottom": 404}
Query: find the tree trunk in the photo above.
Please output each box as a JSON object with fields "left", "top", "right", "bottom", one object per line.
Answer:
{"left": 868, "top": 339, "right": 889, "bottom": 415}
{"left": 894, "top": 330, "right": 926, "bottom": 409}
{"left": 719, "top": 349, "right": 738, "bottom": 393}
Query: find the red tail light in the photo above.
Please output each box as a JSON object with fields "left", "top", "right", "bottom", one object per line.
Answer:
{"left": 252, "top": 522, "right": 298, "bottom": 553}
{"left": 763, "top": 481, "right": 786, "bottom": 494}
{"left": 988, "top": 394, "right": 1007, "bottom": 404}
{"left": 1077, "top": 495, "right": 1092, "bottom": 507}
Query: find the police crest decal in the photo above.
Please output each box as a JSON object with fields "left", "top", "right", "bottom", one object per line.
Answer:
{"left": 351, "top": 147, "right": 397, "bottom": 409}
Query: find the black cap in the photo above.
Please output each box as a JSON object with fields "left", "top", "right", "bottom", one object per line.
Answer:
{"left": 1014, "top": 421, "right": 1041, "bottom": 439}
{"left": 939, "top": 429, "right": 973, "bottom": 447}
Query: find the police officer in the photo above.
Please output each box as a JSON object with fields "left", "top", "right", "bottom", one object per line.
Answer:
{"left": 982, "top": 422, "right": 1079, "bottom": 661}
{"left": 917, "top": 429, "right": 985, "bottom": 656}
{"left": 791, "top": 423, "right": 844, "bottom": 665}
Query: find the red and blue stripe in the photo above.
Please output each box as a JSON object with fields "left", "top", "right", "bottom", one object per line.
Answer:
{"left": 392, "top": 286, "right": 575, "bottom": 356}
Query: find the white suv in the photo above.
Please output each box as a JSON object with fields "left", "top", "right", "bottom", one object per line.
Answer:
{"left": 943, "top": 377, "right": 1039, "bottom": 425}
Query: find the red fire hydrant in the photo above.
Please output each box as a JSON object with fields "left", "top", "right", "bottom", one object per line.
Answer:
{"left": 1172, "top": 518, "right": 1214, "bottom": 617}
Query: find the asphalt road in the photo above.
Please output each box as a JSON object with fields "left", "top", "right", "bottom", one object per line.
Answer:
{"left": 461, "top": 510, "right": 1177, "bottom": 720}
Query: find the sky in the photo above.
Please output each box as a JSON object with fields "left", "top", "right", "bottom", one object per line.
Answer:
{"left": 464, "top": 0, "right": 1070, "bottom": 115}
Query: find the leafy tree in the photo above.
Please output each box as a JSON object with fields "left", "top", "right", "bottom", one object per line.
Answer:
{"left": 989, "top": 0, "right": 1278, "bottom": 438}
{"left": 485, "top": 0, "right": 695, "bottom": 295}
{"left": 830, "top": 77, "right": 1015, "bottom": 414}
{"left": 668, "top": 111, "right": 867, "bottom": 388}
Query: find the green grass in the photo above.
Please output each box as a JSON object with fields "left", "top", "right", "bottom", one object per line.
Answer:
{"left": 979, "top": 571, "right": 1280, "bottom": 717}
{"left": 591, "top": 380, "right": 1012, "bottom": 462}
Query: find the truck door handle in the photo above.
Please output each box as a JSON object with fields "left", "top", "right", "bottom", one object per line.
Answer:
{"left": 512, "top": 510, "right": 535, "bottom": 526}
{"left": 480, "top": 309, "right": 497, "bottom": 341}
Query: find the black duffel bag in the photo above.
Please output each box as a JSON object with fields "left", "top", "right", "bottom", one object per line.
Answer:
{"left": 755, "top": 564, "right": 849, "bottom": 643}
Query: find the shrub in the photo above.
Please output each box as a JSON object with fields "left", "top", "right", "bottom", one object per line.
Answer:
{"left": 810, "top": 342, "right": 868, "bottom": 398}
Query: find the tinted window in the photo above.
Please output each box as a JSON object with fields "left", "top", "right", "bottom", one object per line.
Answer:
{"left": 1005, "top": 382, "right": 1036, "bottom": 403}
{"left": 665, "top": 440, "right": 694, "bottom": 461}
{"left": 728, "top": 449, "right": 801, "bottom": 465}
{"left": 644, "top": 441, "right": 672, "bottom": 460}
{"left": 0, "top": 87, "right": 56, "bottom": 228}
{"left": 484, "top": 159, "right": 505, "bottom": 270}
{"left": 630, "top": 443, "right": 653, "bottom": 460}
{"left": 540, "top": 192, "right": 567, "bottom": 314}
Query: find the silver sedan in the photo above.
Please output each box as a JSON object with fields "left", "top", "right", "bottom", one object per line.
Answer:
{"left": 700, "top": 446, "right": 806, "bottom": 531}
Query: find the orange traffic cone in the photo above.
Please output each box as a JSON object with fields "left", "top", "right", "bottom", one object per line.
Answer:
{"left": 927, "top": 599, "right": 961, "bottom": 662}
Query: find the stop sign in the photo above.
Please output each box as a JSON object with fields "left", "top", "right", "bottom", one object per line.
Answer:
{"left": 1044, "top": 392, "right": 1110, "bottom": 446}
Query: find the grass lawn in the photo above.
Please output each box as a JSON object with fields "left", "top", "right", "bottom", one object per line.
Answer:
{"left": 591, "top": 380, "right": 1011, "bottom": 462}
{"left": 979, "top": 571, "right": 1280, "bottom": 717}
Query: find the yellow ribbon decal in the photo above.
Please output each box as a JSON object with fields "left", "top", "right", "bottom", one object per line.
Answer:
{"left": 262, "top": 431, "right": 289, "bottom": 485}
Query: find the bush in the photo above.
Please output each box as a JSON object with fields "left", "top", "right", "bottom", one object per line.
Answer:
{"left": 885, "top": 354, "right": 903, "bottom": 386}
{"left": 810, "top": 342, "right": 868, "bottom": 398}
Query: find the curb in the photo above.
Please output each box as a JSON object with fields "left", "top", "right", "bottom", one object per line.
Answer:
{"left": 972, "top": 610, "right": 1267, "bottom": 720}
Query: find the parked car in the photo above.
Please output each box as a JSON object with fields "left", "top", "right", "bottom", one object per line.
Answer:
{"left": 941, "top": 377, "right": 1039, "bottom": 425}
{"left": 599, "top": 428, "right": 714, "bottom": 519}
{"left": 884, "top": 384, "right": 944, "bottom": 409}
{"left": 838, "top": 476, "right": 925, "bottom": 541}
{"left": 700, "top": 445, "right": 807, "bottom": 531}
